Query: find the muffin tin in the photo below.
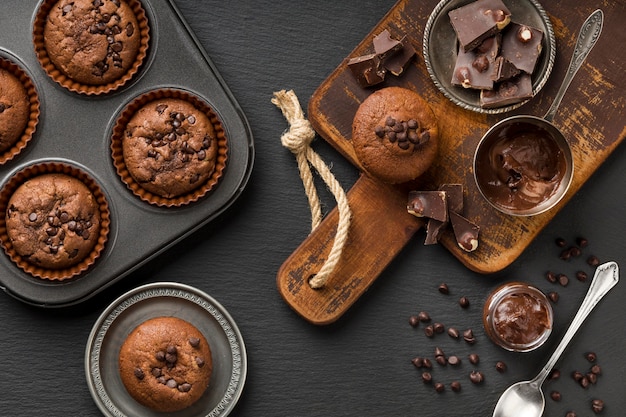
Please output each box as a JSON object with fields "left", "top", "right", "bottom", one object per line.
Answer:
{"left": 0, "top": 0, "right": 254, "bottom": 307}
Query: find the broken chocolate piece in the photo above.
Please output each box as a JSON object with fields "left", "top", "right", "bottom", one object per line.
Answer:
{"left": 480, "top": 73, "right": 533, "bottom": 108}
{"left": 373, "top": 29, "right": 403, "bottom": 59}
{"left": 383, "top": 36, "right": 416, "bottom": 76}
{"left": 448, "top": 0, "right": 511, "bottom": 52}
{"left": 492, "top": 56, "right": 521, "bottom": 82}
{"left": 347, "top": 54, "right": 386, "bottom": 87}
{"left": 407, "top": 191, "right": 448, "bottom": 222}
{"left": 500, "top": 22, "right": 544, "bottom": 74}
{"left": 450, "top": 211, "right": 479, "bottom": 252}
{"left": 452, "top": 35, "right": 501, "bottom": 90}
{"left": 424, "top": 184, "right": 464, "bottom": 245}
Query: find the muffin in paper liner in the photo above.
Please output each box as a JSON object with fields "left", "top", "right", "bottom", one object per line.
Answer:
{"left": 0, "top": 57, "right": 40, "bottom": 164}
{"left": 33, "top": 0, "right": 150, "bottom": 96}
{"left": 111, "top": 88, "right": 228, "bottom": 207}
{"left": 0, "top": 162, "right": 111, "bottom": 281}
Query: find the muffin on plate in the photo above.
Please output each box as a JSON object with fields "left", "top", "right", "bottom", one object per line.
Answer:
{"left": 119, "top": 316, "right": 213, "bottom": 412}
{"left": 352, "top": 86, "right": 439, "bottom": 184}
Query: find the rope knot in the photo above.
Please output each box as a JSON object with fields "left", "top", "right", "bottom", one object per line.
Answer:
{"left": 280, "top": 118, "right": 315, "bottom": 154}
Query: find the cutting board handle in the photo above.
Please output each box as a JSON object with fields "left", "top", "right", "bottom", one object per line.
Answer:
{"left": 277, "top": 174, "right": 424, "bottom": 325}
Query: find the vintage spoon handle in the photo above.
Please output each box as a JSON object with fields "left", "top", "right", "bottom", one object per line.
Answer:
{"left": 543, "top": 9, "right": 603, "bottom": 122}
{"left": 532, "top": 261, "right": 619, "bottom": 386}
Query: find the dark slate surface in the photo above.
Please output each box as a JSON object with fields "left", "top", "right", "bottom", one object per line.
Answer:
{"left": 1, "top": 1, "right": 625, "bottom": 416}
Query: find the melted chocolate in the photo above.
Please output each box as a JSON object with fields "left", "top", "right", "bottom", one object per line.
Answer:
{"left": 475, "top": 121, "right": 567, "bottom": 211}
{"left": 492, "top": 292, "right": 551, "bottom": 345}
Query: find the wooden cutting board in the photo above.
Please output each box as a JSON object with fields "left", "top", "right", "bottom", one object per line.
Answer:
{"left": 277, "top": 0, "right": 626, "bottom": 325}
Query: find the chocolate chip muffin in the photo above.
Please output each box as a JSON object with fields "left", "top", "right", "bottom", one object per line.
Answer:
{"left": 5, "top": 173, "right": 102, "bottom": 270}
{"left": 119, "top": 316, "right": 213, "bottom": 413}
{"left": 0, "top": 66, "right": 30, "bottom": 153}
{"left": 122, "top": 97, "right": 219, "bottom": 199}
{"left": 42, "top": 0, "right": 143, "bottom": 86}
{"left": 352, "top": 87, "right": 439, "bottom": 184}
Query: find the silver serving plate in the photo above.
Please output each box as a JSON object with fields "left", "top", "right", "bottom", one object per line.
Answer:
{"left": 423, "top": 0, "right": 556, "bottom": 114}
{"left": 85, "top": 282, "right": 247, "bottom": 417}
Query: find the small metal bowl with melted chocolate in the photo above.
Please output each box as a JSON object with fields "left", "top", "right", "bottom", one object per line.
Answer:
{"left": 473, "top": 115, "right": 573, "bottom": 216}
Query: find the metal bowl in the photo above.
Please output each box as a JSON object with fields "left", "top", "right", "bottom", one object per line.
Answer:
{"left": 473, "top": 115, "right": 574, "bottom": 216}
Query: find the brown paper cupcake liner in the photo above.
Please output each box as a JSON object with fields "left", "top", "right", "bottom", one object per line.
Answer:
{"left": 33, "top": 0, "right": 150, "bottom": 96}
{"left": 0, "top": 162, "right": 111, "bottom": 281}
{"left": 0, "top": 57, "right": 40, "bottom": 164}
{"left": 111, "top": 88, "right": 229, "bottom": 207}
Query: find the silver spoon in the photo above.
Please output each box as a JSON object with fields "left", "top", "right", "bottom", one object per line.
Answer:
{"left": 492, "top": 261, "right": 619, "bottom": 417}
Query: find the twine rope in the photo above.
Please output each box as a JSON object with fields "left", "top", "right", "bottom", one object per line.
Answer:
{"left": 272, "top": 89, "right": 352, "bottom": 289}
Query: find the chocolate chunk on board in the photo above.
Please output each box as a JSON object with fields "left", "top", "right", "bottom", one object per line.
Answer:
{"left": 373, "top": 29, "right": 404, "bottom": 59}
{"left": 480, "top": 73, "right": 533, "bottom": 108}
{"left": 383, "top": 36, "right": 416, "bottom": 76}
{"left": 425, "top": 184, "right": 464, "bottom": 245}
{"left": 452, "top": 35, "right": 501, "bottom": 90}
{"left": 450, "top": 211, "right": 480, "bottom": 252}
{"left": 448, "top": 0, "right": 511, "bottom": 52}
{"left": 407, "top": 191, "right": 448, "bottom": 222}
{"left": 347, "top": 54, "right": 385, "bottom": 87}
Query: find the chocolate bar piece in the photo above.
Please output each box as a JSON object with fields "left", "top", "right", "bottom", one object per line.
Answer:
{"left": 448, "top": 0, "right": 511, "bottom": 52}
{"left": 384, "top": 37, "right": 416, "bottom": 76}
{"left": 492, "top": 56, "right": 521, "bottom": 82}
{"left": 451, "top": 35, "right": 500, "bottom": 90}
{"left": 407, "top": 191, "right": 448, "bottom": 222}
{"left": 373, "top": 29, "right": 403, "bottom": 59}
{"left": 480, "top": 73, "right": 533, "bottom": 108}
{"left": 500, "top": 22, "right": 544, "bottom": 74}
{"left": 450, "top": 211, "right": 480, "bottom": 252}
{"left": 424, "top": 184, "right": 464, "bottom": 245}
{"left": 347, "top": 54, "right": 386, "bottom": 87}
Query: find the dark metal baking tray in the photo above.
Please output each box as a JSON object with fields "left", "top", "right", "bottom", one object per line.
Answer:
{"left": 0, "top": 0, "right": 254, "bottom": 307}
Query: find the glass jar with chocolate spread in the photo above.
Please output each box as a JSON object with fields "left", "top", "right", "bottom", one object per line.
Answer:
{"left": 483, "top": 282, "right": 553, "bottom": 352}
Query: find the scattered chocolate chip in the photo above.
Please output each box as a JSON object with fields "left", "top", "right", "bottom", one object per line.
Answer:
{"left": 565, "top": 412, "right": 577, "bottom": 417}
{"left": 495, "top": 361, "right": 507, "bottom": 372}
{"left": 585, "top": 352, "right": 597, "bottom": 362}
{"left": 576, "top": 271, "right": 588, "bottom": 282}
{"left": 558, "top": 274, "right": 569, "bottom": 286}
{"left": 459, "top": 296, "right": 470, "bottom": 308}
{"left": 418, "top": 311, "right": 431, "bottom": 322}
{"left": 572, "top": 371, "right": 584, "bottom": 382}
{"left": 580, "top": 376, "right": 590, "bottom": 388}
{"left": 587, "top": 255, "right": 600, "bottom": 267}
{"left": 436, "top": 355, "right": 447, "bottom": 366}
{"left": 434, "top": 347, "right": 445, "bottom": 357}
{"left": 448, "top": 327, "right": 460, "bottom": 339}
{"left": 555, "top": 237, "right": 567, "bottom": 247}
{"left": 468, "top": 353, "right": 479, "bottom": 365}
{"left": 433, "top": 322, "right": 445, "bottom": 333}
{"left": 434, "top": 382, "right": 445, "bottom": 392}
{"left": 591, "top": 364, "right": 601, "bottom": 375}
{"left": 550, "top": 391, "right": 561, "bottom": 401}
{"left": 463, "top": 329, "right": 476, "bottom": 344}
{"left": 411, "top": 357, "right": 424, "bottom": 368}
{"left": 586, "top": 372, "right": 597, "bottom": 384}
{"left": 450, "top": 381, "right": 461, "bottom": 392}
{"left": 422, "top": 358, "right": 433, "bottom": 369}
{"left": 569, "top": 246, "right": 582, "bottom": 257}
{"left": 409, "top": 315, "right": 420, "bottom": 327}
{"left": 448, "top": 355, "right": 461, "bottom": 366}
{"left": 546, "top": 271, "right": 557, "bottom": 283}
{"left": 424, "top": 325, "right": 435, "bottom": 337}
{"left": 560, "top": 248, "right": 572, "bottom": 261}
{"left": 469, "top": 370, "right": 484, "bottom": 384}
{"left": 576, "top": 237, "right": 588, "bottom": 248}
{"left": 421, "top": 372, "right": 432, "bottom": 383}
{"left": 591, "top": 399, "right": 604, "bottom": 414}
{"left": 548, "top": 291, "right": 559, "bottom": 303}
{"left": 438, "top": 283, "right": 449, "bottom": 294}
